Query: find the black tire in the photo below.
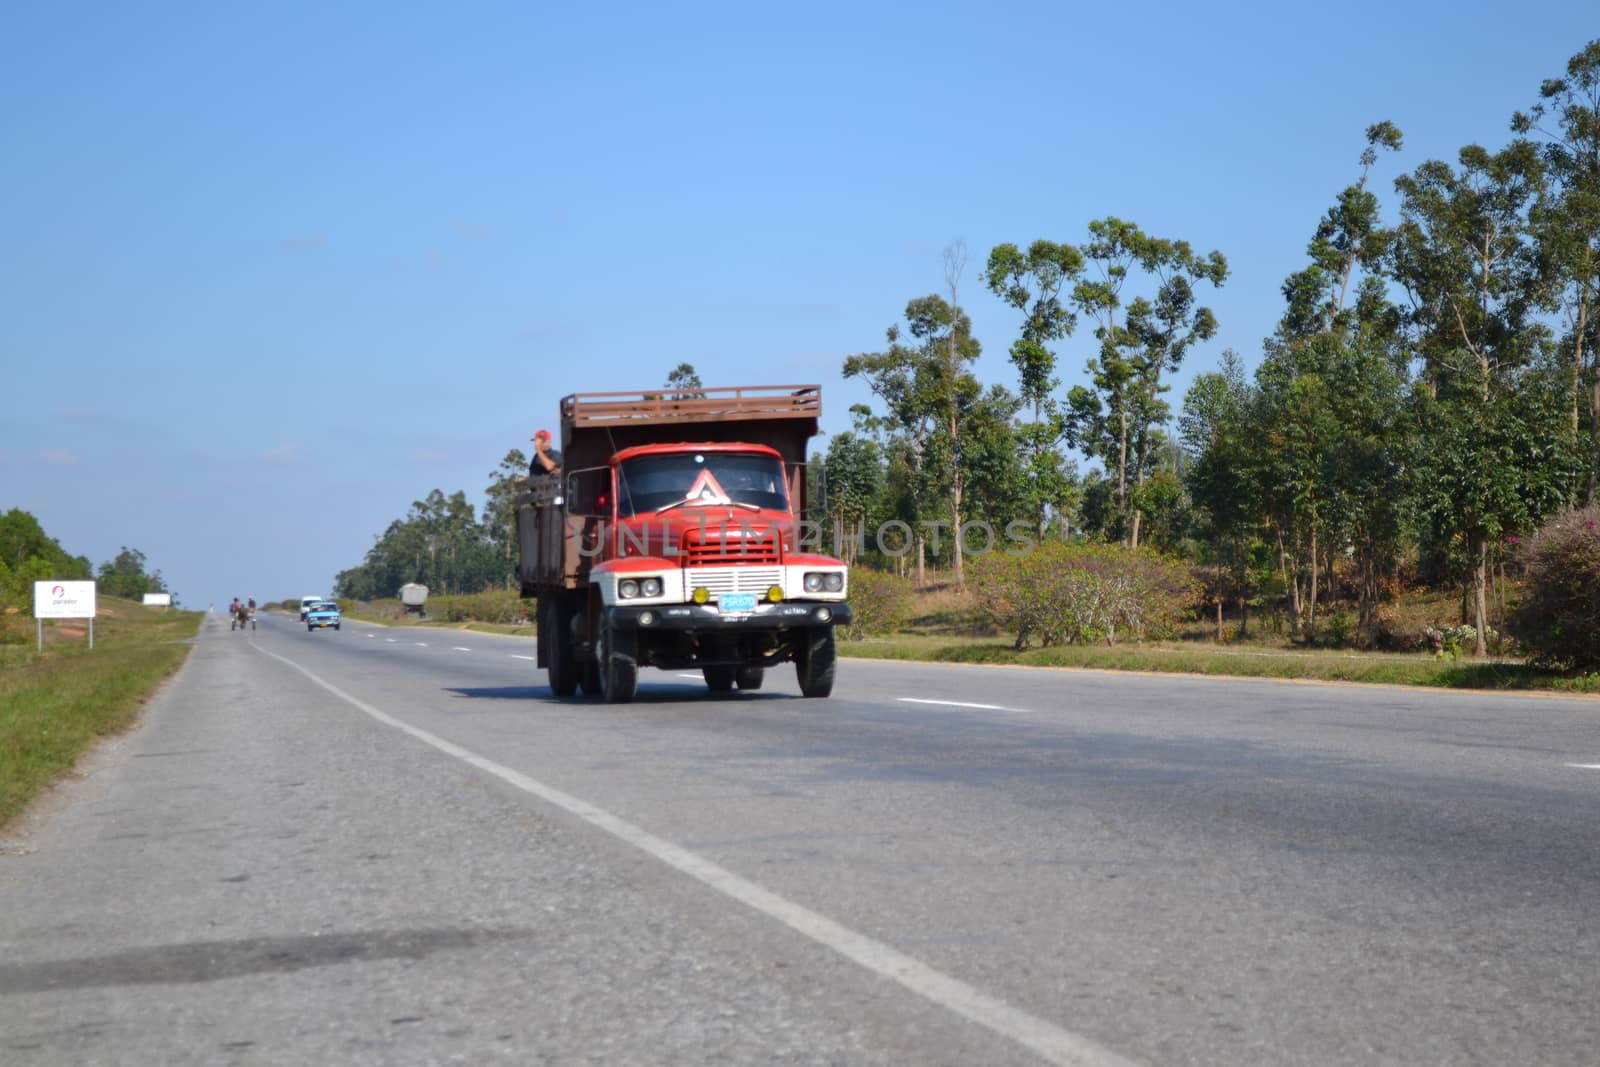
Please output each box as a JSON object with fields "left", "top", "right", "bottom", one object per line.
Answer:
{"left": 596, "top": 614, "right": 638, "bottom": 704}
{"left": 579, "top": 655, "right": 602, "bottom": 696}
{"left": 332, "top": 623, "right": 338, "bottom": 630}
{"left": 703, "top": 666, "right": 736, "bottom": 692}
{"left": 543, "top": 599, "right": 578, "bottom": 697}
{"left": 735, "top": 666, "right": 764, "bottom": 690}
{"left": 795, "top": 627, "right": 836, "bottom": 698}
{"left": 307, "top": 624, "right": 314, "bottom": 632}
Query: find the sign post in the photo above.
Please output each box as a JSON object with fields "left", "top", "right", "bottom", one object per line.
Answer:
{"left": 33, "top": 581, "right": 98, "bottom": 652}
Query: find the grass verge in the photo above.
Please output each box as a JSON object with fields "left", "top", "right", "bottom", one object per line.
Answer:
{"left": 836, "top": 634, "right": 1600, "bottom": 694}
{"left": 334, "top": 609, "right": 534, "bottom": 638}
{"left": 0, "top": 601, "right": 202, "bottom": 829}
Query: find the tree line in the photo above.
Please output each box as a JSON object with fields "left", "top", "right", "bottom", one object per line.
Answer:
{"left": 819, "top": 40, "right": 1600, "bottom": 653}
{"left": 1, "top": 508, "right": 170, "bottom": 610}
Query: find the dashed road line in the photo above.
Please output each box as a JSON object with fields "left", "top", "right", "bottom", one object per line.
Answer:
{"left": 898, "top": 697, "right": 1025, "bottom": 713}
{"left": 452, "top": 646, "right": 472, "bottom": 652}
{"left": 414, "top": 642, "right": 428, "bottom": 647}
{"left": 676, "top": 672, "right": 703, "bottom": 679}
{"left": 510, "top": 654, "right": 535, "bottom": 661}
{"left": 1566, "top": 763, "right": 1600, "bottom": 769}
{"left": 385, "top": 638, "right": 397, "bottom": 643}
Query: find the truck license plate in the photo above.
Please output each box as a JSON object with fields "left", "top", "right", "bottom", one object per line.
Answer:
{"left": 718, "top": 593, "right": 757, "bottom": 613}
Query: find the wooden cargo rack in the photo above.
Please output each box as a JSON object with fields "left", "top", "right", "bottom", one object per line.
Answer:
{"left": 562, "top": 385, "right": 821, "bottom": 429}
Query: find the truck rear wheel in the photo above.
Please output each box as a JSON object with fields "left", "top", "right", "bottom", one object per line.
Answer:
{"left": 542, "top": 599, "right": 578, "bottom": 697}
{"left": 597, "top": 615, "right": 638, "bottom": 704}
{"left": 795, "top": 627, "right": 835, "bottom": 698}
{"left": 703, "top": 666, "right": 736, "bottom": 692}
{"left": 735, "top": 666, "right": 764, "bottom": 690}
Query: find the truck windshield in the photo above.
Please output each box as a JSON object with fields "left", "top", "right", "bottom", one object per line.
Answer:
{"left": 618, "top": 452, "right": 788, "bottom": 516}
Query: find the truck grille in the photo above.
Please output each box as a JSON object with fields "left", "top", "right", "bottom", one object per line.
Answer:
{"left": 680, "top": 526, "right": 781, "bottom": 565}
{"left": 684, "top": 567, "right": 783, "bottom": 600}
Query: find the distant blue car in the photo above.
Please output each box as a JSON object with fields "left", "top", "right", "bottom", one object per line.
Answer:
{"left": 306, "top": 601, "right": 342, "bottom": 631}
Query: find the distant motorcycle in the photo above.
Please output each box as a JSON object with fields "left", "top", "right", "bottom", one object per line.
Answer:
{"left": 232, "top": 605, "right": 254, "bottom": 632}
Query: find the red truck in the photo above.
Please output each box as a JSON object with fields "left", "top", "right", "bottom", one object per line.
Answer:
{"left": 516, "top": 385, "right": 851, "bottom": 703}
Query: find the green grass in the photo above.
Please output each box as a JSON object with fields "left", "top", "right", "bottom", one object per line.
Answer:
{"left": 835, "top": 634, "right": 1600, "bottom": 694}
{"left": 0, "top": 601, "right": 202, "bottom": 829}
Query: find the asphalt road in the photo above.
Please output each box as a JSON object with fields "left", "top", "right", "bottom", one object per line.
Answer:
{"left": 4, "top": 611, "right": 1600, "bottom": 1066}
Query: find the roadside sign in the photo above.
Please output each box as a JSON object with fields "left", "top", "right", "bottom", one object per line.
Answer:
{"left": 33, "top": 580, "right": 97, "bottom": 652}
{"left": 34, "top": 581, "right": 96, "bottom": 619}
{"left": 142, "top": 593, "right": 173, "bottom": 607}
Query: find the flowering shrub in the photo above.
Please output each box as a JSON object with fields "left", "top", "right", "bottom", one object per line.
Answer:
{"left": 1508, "top": 505, "right": 1600, "bottom": 671}
{"left": 843, "top": 568, "right": 913, "bottom": 639}
{"left": 970, "top": 542, "right": 1198, "bottom": 648}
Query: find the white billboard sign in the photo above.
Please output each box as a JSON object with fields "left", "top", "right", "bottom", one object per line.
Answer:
{"left": 142, "top": 593, "right": 173, "bottom": 607}
{"left": 34, "top": 581, "right": 97, "bottom": 619}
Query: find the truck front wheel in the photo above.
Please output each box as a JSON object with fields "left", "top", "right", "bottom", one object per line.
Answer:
{"left": 703, "top": 666, "right": 736, "bottom": 692}
{"left": 597, "top": 616, "right": 638, "bottom": 704}
{"left": 795, "top": 627, "right": 835, "bottom": 698}
{"left": 735, "top": 666, "right": 764, "bottom": 690}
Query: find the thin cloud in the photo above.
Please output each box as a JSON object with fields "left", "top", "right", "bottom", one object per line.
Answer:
{"left": 282, "top": 234, "right": 328, "bottom": 253}
{"left": 452, "top": 219, "right": 492, "bottom": 238}
{"left": 38, "top": 448, "right": 80, "bottom": 465}
{"left": 262, "top": 443, "right": 303, "bottom": 462}
{"left": 408, "top": 448, "right": 449, "bottom": 464}
{"left": 515, "top": 324, "right": 560, "bottom": 341}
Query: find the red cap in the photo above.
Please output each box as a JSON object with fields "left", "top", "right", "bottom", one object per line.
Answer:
{"left": 533, "top": 429, "right": 551, "bottom": 441}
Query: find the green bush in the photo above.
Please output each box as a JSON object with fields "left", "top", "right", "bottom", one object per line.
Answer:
{"left": 970, "top": 541, "right": 1198, "bottom": 649}
{"left": 1509, "top": 505, "right": 1600, "bottom": 671}
{"left": 843, "top": 568, "right": 913, "bottom": 639}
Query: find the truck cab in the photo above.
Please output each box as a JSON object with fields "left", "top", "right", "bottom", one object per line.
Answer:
{"left": 517, "top": 386, "right": 851, "bottom": 703}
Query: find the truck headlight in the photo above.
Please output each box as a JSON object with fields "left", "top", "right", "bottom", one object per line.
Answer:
{"left": 619, "top": 579, "right": 639, "bottom": 599}
{"left": 824, "top": 573, "right": 844, "bottom": 592}
{"left": 640, "top": 577, "right": 663, "bottom": 597}
{"left": 804, "top": 572, "right": 823, "bottom": 592}
{"left": 804, "top": 571, "right": 843, "bottom": 593}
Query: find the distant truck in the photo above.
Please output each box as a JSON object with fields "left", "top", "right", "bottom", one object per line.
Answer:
{"left": 399, "top": 583, "right": 429, "bottom": 616}
{"left": 516, "top": 385, "right": 850, "bottom": 703}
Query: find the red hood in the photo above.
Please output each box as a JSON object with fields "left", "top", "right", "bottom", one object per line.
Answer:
{"left": 612, "top": 508, "right": 792, "bottom": 564}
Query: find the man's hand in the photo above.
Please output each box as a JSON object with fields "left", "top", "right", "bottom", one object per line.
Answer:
{"left": 515, "top": 475, "right": 527, "bottom": 484}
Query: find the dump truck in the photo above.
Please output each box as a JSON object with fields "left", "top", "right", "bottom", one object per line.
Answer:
{"left": 515, "top": 385, "right": 851, "bottom": 703}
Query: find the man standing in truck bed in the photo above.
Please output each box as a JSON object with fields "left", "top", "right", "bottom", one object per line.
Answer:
{"left": 516, "top": 429, "right": 562, "bottom": 486}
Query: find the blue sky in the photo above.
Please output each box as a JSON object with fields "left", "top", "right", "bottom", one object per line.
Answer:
{"left": 2, "top": 1, "right": 1592, "bottom": 605}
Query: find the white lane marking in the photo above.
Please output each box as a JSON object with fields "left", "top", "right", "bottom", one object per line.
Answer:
{"left": 452, "top": 646, "right": 472, "bottom": 652}
{"left": 510, "top": 654, "right": 536, "bottom": 661}
{"left": 898, "top": 697, "right": 1023, "bottom": 712}
{"left": 252, "top": 644, "right": 1137, "bottom": 1067}
{"left": 414, "top": 642, "right": 429, "bottom": 647}
{"left": 676, "top": 672, "right": 703, "bottom": 679}
{"left": 1566, "top": 763, "right": 1600, "bottom": 769}
{"left": 385, "top": 638, "right": 397, "bottom": 643}
{"left": 366, "top": 634, "right": 376, "bottom": 639}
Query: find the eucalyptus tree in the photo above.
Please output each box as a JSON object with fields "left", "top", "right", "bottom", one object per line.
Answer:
{"left": 843, "top": 294, "right": 982, "bottom": 585}
{"left": 818, "top": 409, "right": 885, "bottom": 565}
{"left": 982, "top": 239, "right": 1085, "bottom": 537}
{"left": 1514, "top": 39, "right": 1600, "bottom": 498}
{"left": 1182, "top": 350, "right": 1263, "bottom": 629}
{"left": 1062, "top": 218, "right": 1227, "bottom": 546}
{"left": 483, "top": 448, "right": 529, "bottom": 575}
{"left": 1255, "top": 123, "right": 1406, "bottom": 638}
{"left": 664, "top": 361, "right": 706, "bottom": 399}
{"left": 1390, "top": 138, "right": 1573, "bottom": 654}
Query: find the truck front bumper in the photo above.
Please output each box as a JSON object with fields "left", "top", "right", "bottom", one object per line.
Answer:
{"left": 607, "top": 601, "right": 852, "bottom": 631}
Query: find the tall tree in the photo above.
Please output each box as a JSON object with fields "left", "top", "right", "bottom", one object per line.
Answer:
{"left": 843, "top": 294, "right": 981, "bottom": 585}
{"left": 1390, "top": 138, "right": 1571, "bottom": 654}
{"left": 982, "top": 239, "right": 1085, "bottom": 535}
{"left": 1063, "top": 218, "right": 1227, "bottom": 546}
{"left": 1514, "top": 39, "right": 1600, "bottom": 499}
